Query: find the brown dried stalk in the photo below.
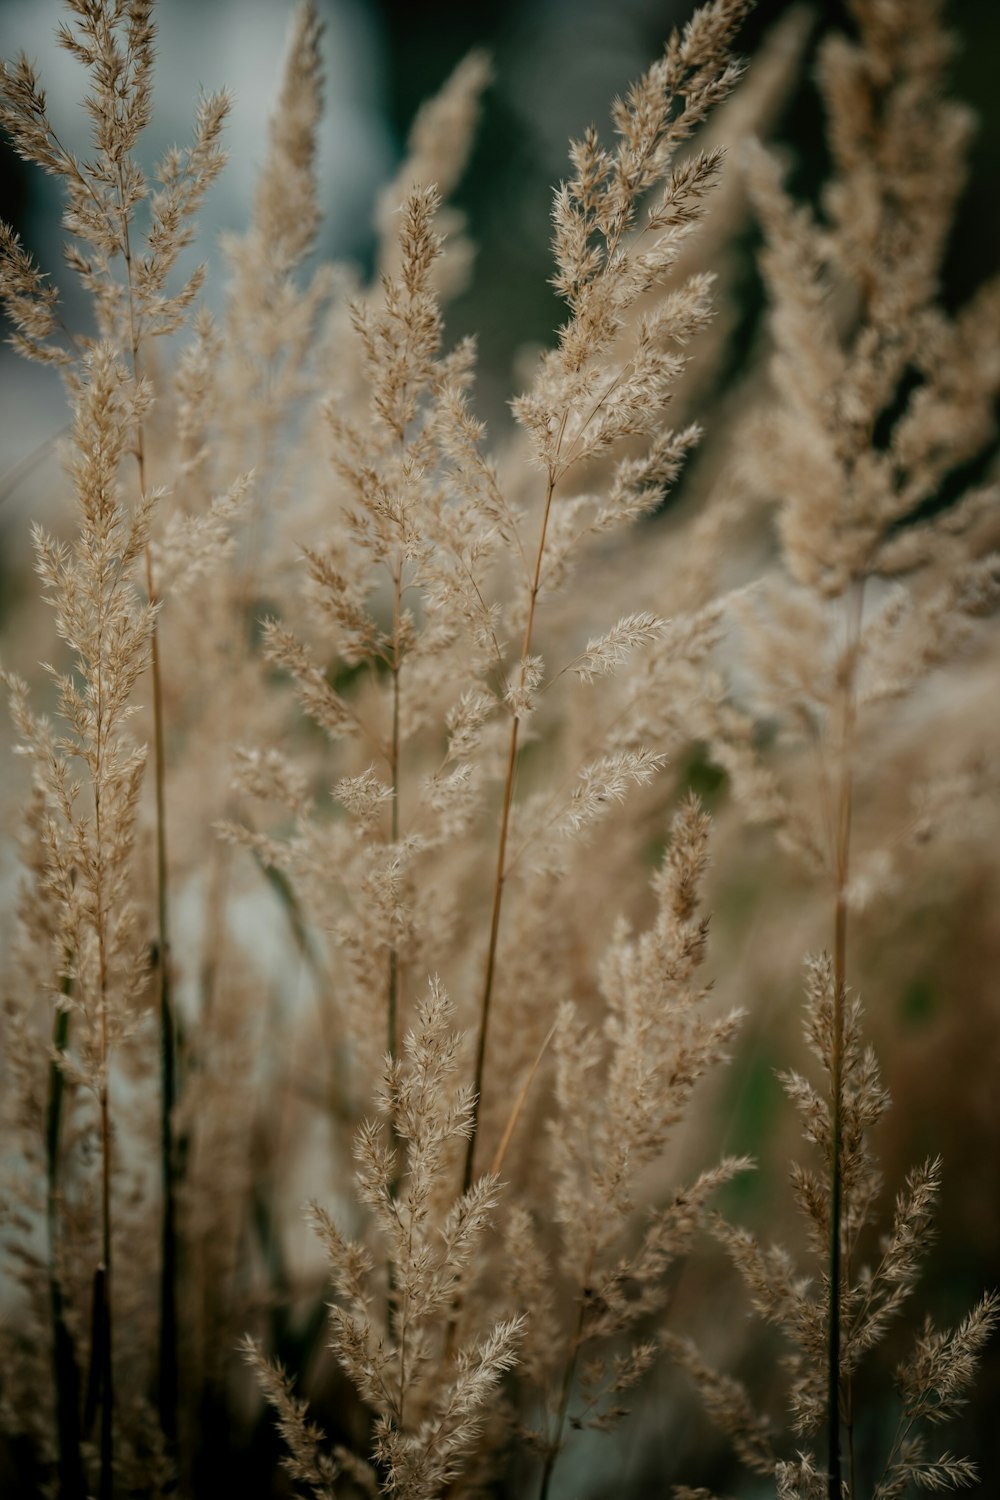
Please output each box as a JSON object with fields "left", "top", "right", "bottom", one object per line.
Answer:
{"left": 828, "top": 580, "right": 864, "bottom": 1497}
{"left": 463, "top": 0, "right": 752, "bottom": 1191}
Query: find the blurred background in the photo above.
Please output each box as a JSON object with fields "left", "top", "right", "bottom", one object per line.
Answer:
{"left": 2, "top": 0, "right": 999, "bottom": 470}
{"left": 3, "top": 0, "right": 1000, "bottom": 666}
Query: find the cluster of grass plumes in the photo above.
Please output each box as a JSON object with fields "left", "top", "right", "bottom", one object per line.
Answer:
{"left": 1, "top": 1, "right": 999, "bottom": 1497}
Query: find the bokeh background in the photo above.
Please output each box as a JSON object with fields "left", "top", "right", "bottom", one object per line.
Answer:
{"left": 3, "top": 0, "right": 1000, "bottom": 489}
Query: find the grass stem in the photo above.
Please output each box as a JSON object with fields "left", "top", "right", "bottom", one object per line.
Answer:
{"left": 462, "top": 467, "right": 559, "bottom": 1194}
{"left": 828, "top": 579, "right": 864, "bottom": 1500}
{"left": 47, "top": 985, "right": 86, "bottom": 1500}
{"left": 117, "top": 174, "right": 180, "bottom": 1452}
{"left": 538, "top": 1249, "right": 594, "bottom": 1500}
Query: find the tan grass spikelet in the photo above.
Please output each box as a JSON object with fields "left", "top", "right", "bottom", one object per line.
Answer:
{"left": 514, "top": 794, "right": 750, "bottom": 1495}
{"left": 2, "top": 341, "right": 159, "bottom": 1495}
{"left": 708, "top": 955, "right": 999, "bottom": 1494}
{"left": 701, "top": 12, "right": 1000, "bottom": 1482}
{"left": 376, "top": 49, "right": 492, "bottom": 301}
{"left": 278, "top": 979, "right": 525, "bottom": 1500}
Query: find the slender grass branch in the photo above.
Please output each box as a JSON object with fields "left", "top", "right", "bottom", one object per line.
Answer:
{"left": 463, "top": 331, "right": 659, "bottom": 1190}
{"left": 387, "top": 545, "right": 406, "bottom": 1328}
{"left": 828, "top": 579, "right": 864, "bottom": 1500}
{"left": 92, "top": 645, "right": 114, "bottom": 1500}
{"left": 461, "top": 464, "right": 559, "bottom": 1193}
{"left": 116, "top": 173, "right": 179, "bottom": 1451}
{"left": 488, "top": 1019, "right": 558, "bottom": 1179}
{"left": 538, "top": 1248, "right": 595, "bottom": 1500}
{"left": 47, "top": 978, "right": 86, "bottom": 1500}
{"left": 388, "top": 554, "right": 403, "bottom": 1063}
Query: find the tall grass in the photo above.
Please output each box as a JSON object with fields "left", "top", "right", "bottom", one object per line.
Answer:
{"left": 1, "top": 2, "right": 998, "bottom": 1497}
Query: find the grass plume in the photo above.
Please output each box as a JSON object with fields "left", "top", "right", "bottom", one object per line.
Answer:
{"left": 0, "top": 1, "right": 998, "bottom": 1496}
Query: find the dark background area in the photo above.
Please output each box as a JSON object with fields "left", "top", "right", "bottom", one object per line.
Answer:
{"left": 2, "top": 0, "right": 999, "bottom": 428}
{"left": 3, "top": 0, "right": 997, "bottom": 637}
